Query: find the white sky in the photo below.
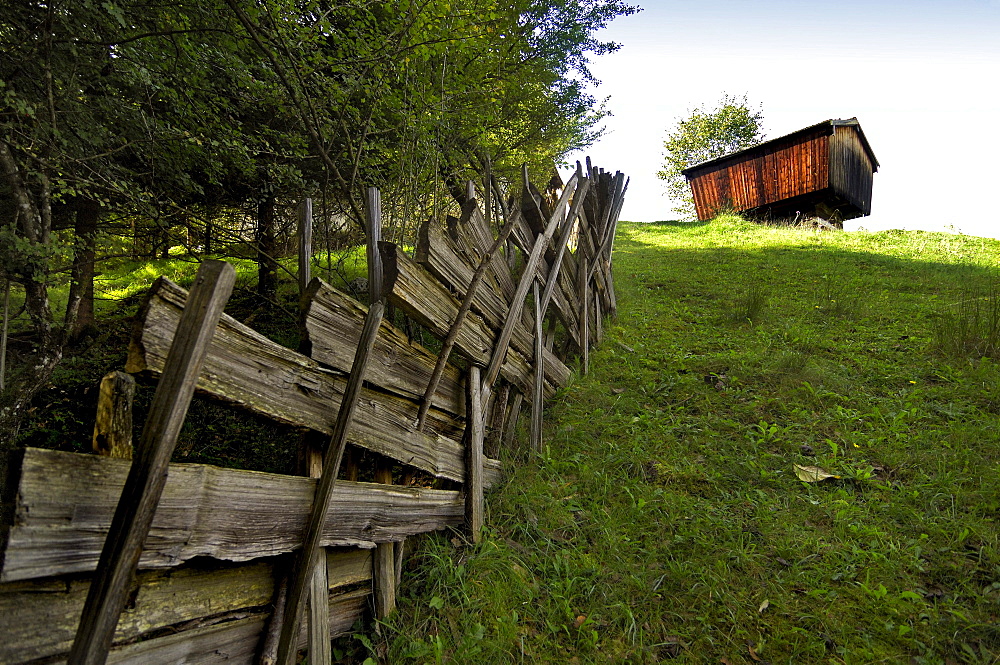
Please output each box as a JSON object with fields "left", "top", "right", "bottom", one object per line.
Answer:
{"left": 567, "top": 0, "right": 1000, "bottom": 238}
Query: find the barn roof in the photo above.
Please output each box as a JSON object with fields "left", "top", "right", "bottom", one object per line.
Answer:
{"left": 682, "top": 118, "right": 879, "bottom": 177}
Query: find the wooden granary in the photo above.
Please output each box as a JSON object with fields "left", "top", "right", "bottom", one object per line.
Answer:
{"left": 682, "top": 118, "right": 878, "bottom": 223}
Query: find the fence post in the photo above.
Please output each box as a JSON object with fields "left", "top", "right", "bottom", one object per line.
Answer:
{"left": 298, "top": 198, "right": 313, "bottom": 297}
{"left": 580, "top": 257, "right": 590, "bottom": 375}
{"left": 305, "top": 438, "right": 331, "bottom": 665}
{"left": 374, "top": 462, "right": 397, "bottom": 619}
{"left": 67, "top": 259, "right": 236, "bottom": 665}
{"left": 275, "top": 187, "right": 386, "bottom": 665}
{"left": 531, "top": 281, "right": 544, "bottom": 451}
{"left": 92, "top": 370, "right": 136, "bottom": 459}
{"left": 466, "top": 365, "right": 485, "bottom": 542}
{"left": 1, "top": 277, "right": 8, "bottom": 392}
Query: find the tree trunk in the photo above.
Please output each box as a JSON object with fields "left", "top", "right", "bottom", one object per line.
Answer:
{"left": 66, "top": 199, "right": 99, "bottom": 343}
{"left": 204, "top": 219, "right": 213, "bottom": 254}
{"left": 256, "top": 196, "right": 278, "bottom": 299}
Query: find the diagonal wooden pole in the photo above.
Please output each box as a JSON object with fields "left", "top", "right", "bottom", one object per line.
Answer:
{"left": 538, "top": 176, "right": 591, "bottom": 314}
{"left": 67, "top": 259, "right": 236, "bottom": 665}
{"left": 415, "top": 204, "right": 523, "bottom": 431}
{"left": 481, "top": 172, "right": 579, "bottom": 395}
{"left": 275, "top": 187, "right": 386, "bottom": 665}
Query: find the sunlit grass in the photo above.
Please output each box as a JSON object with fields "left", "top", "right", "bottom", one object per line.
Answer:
{"left": 379, "top": 217, "right": 1000, "bottom": 665}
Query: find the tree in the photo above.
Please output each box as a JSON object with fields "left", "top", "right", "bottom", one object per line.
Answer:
{"left": 0, "top": 0, "right": 639, "bottom": 439}
{"left": 658, "top": 94, "right": 765, "bottom": 218}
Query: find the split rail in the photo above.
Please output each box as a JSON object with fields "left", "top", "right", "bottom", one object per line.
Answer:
{"left": 0, "top": 161, "right": 628, "bottom": 665}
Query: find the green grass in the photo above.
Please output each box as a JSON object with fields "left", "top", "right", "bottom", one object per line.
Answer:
{"left": 376, "top": 215, "right": 1000, "bottom": 664}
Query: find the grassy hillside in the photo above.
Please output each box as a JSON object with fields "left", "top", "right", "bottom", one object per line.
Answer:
{"left": 378, "top": 216, "right": 1000, "bottom": 665}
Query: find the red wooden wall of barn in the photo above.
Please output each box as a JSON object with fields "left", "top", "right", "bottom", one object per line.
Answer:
{"left": 689, "top": 133, "right": 830, "bottom": 221}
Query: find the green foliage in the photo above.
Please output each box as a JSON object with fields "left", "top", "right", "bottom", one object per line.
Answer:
{"left": 383, "top": 218, "right": 1000, "bottom": 663}
{"left": 657, "top": 95, "right": 765, "bottom": 218}
{"left": 0, "top": 0, "right": 638, "bottom": 430}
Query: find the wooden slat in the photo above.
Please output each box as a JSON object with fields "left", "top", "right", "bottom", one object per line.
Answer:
{"left": 302, "top": 279, "right": 465, "bottom": 416}
{"left": 46, "top": 588, "right": 368, "bottom": 665}
{"left": 69, "top": 259, "right": 236, "bottom": 665}
{"left": 0, "top": 448, "right": 480, "bottom": 583}
{"left": 483, "top": 174, "right": 578, "bottom": 390}
{"left": 507, "top": 209, "right": 581, "bottom": 344}
{"left": 0, "top": 549, "right": 370, "bottom": 664}
{"left": 466, "top": 205, "right": 518, "bottom": 299}
{"left": 373, "top": 542, "right": 395, "bottom": 620}
{"left": 414, "top": 204, "right": 523, "bottom": 431}
{"left": 127, "top": 277, "right": 494, "bottom": 482}
{"left": 382, "top": 244, "right": 567, "bottom": 397}
{"left": 416, "top": 220, "right": 573, "bottom": 388}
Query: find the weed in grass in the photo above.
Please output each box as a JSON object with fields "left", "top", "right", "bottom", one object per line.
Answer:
{"left": 933, "top": 279, "right": 1000, "bottom": 359}
{"left": 729, "top": 281, "right": 769, "bottom": 324}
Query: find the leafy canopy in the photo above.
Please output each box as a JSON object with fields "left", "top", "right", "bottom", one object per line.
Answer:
{"left": 657, "top": 94, "right": 765, "bottom": 218}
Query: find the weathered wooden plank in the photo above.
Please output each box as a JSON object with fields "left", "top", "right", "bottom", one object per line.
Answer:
{"left": 539, "top": 177, "right": 591, "bottom": 314}
{"left": 0, "top": 448, "right": 477, "bottom": 583}
{"left": 69, "top": 259, "right": 237, "bottom": 665}
{"left": 302, "top": 279, "right": 464, "bottom": 416}
{"left": 304, "top": 447, "right": 331, "bottom": 665}
{"left": 470, "top": 205, "right": 517, "bottom": 298}
{"left": 127, "top": 277, "right": 493, "bottom": 482}
{"left": 92, "top": 371, "right": 135, "bottom": 459}
{"left": 415, "top": 217, "right": 571, "bottom": 391}
{"left": 414, "top": 209, "right": 515, "bottom": 431}
{"left": 483, "top": 174, "right": 578, "bottom": 389}
{"left": 0, "top": 549, "right": 370, "bottom": 664}
{"left": 506, "top": 206, "right": 582, "bottom": 346}
{"left": 382, "top": 244, "right": 565, "bottom": 398}
{"left": 43, "top": 588, "right": 368, "bottom": 665}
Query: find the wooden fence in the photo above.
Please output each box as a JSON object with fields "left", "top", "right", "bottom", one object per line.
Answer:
{"left": 0, "top": 161, "right": 628, "bottom": 665}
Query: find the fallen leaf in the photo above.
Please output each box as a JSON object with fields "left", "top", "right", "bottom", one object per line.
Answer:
{"left": 794, "top": 464, "right": 840, "bottom": 482}
{"left": 758, "top": 599, "right": 769, "bottom": 613}
{"left": 720, "top": 659, "right": 735, "bottom": 665}
{"left": 612, "top": 387, "right": 626, "bottom": 394}
{"left": 572, "top": 615, "right": 587, "bottom": 629}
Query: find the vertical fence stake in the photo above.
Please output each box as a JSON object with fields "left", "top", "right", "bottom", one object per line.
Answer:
{"left": 304, "top": 438, "right": 331, "bottom": 665}
{"left": 502, "top": 392, "right": 524, "bottom": 450}
{"left": 580, "top": 257, "right": 590, "bottom": 375}
{"left": 594, "top": 288, "right": 604, "bottom": 345}
{"left": 92, "top": 371, "right": 136, "bottom": 459}
{"left": 298, "top": 198, "right": 313, "bottom": 297}
{"left": 531, "top": 281, "right": 544, "bottom": 452}
{"left": 275, "top": 188, "right": 386, "bottom": 665}
{"left": 466, "top": 365, "right": 485, "bottom": 542}
{"left": 67, "top": 260, "right": 235, "bottom": 665}
{"left": 1, "top": 277, "right": 9, "bottom": 392}
{"left": 374, "top": 462, "right": 397, "bottom": 620}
